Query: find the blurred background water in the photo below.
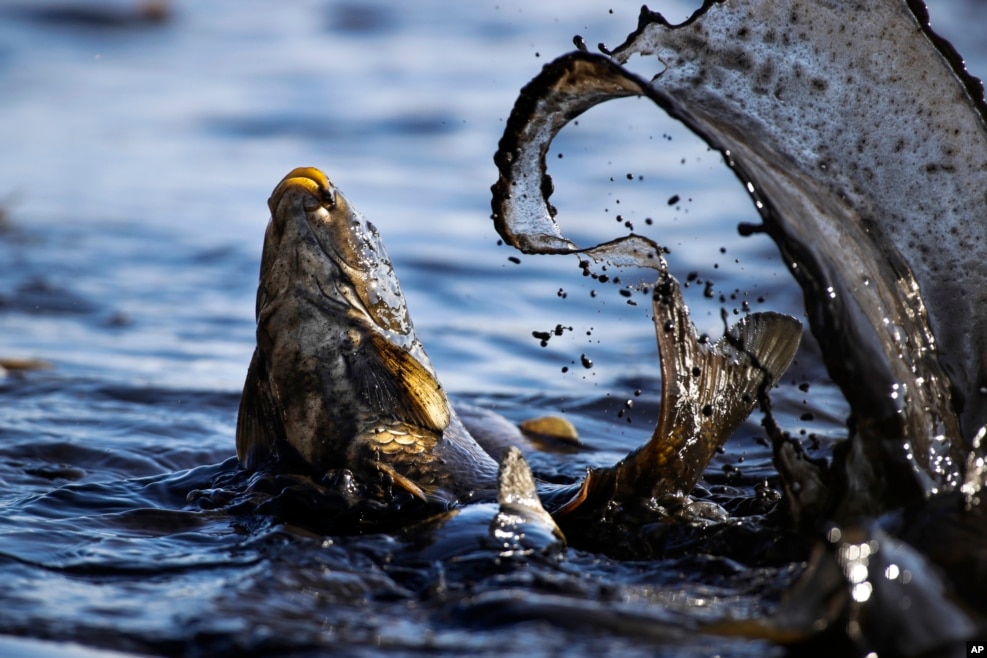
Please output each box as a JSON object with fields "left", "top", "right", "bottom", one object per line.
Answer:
{"left": 0, "top": 1, "right": 984, "bottom": 656}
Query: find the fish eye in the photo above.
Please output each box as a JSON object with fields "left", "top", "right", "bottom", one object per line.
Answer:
{"left": 319, "top": 185, "right": 336, "bottom": 209}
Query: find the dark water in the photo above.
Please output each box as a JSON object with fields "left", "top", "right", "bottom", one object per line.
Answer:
{"left": 1, "top": 1, "right": 984, "bottom": 656}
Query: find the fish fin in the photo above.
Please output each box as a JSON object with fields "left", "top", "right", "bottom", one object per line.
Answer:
{"left": 376, "top": 462, "right": 428, "bottom": 501}
{"left": 362, "top": 333, "right": 451, "bottom": 433}
{"left": 498, "top": 446, "right": 543, "bottom": 509}
{"left": 495, "top": 447, "right": 566, "bottom": 549}
{"left": 235, "top": 349, "right": 285, "bottom": 470}
{"left": 641, "top": 274, "right": 801, "bottom": 494}
{"left": 456, "top": 403, "right": 582, "bottom": 460}
{"left": 518, "top": 415, "right": 581, "bottom": 447}
{"left": 558, "top": 274, "right": 801, "bottom": 515}
{"left": 549, "top": 468, "right": 601, "bottom": 517}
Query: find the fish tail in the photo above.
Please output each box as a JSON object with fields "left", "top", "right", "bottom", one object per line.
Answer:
{"left": 555, "top": 273, "right": 801, "bottom": 517}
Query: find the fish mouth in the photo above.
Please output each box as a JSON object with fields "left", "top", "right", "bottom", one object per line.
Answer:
{"left": 269, "top": 166, "right": 337, "bottom": 215}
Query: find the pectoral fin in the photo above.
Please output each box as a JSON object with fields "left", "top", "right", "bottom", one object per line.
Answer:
{"left": 236, "top": 349, "right": 286, "bottom": 470}
{"left": 360, "top": 333, "right": 451, "bottom": 433}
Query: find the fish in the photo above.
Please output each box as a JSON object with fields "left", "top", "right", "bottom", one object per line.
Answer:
{"left": 236, "top": 166, "right": 801, "bottom": 532}
{"left": 491, "top": 0, "right": 987, "bottom": 521}
{"left": 489, "top": 0, "right": 987, "bottom": 651}
{"left": 236, "top": 167, "right": 500, "bottom": 505}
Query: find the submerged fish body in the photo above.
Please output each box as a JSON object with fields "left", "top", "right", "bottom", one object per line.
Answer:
{"left": 237, "top": 167, "right": 801, "bottom": 534}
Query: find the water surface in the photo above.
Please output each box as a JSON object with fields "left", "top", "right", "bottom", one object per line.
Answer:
{"left": 1, "top": 1, "right": 984, "bottom": 656}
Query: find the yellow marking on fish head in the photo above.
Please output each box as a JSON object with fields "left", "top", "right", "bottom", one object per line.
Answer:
{"left": 268, "top": 167, "right": 337, "bottom": 215}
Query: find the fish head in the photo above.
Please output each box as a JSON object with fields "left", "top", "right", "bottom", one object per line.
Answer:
{"left": 238, "top": 167, "right": 451, "bottom": 479}
{"left": 260, "top": 166, "right": 413, "bottom": 343}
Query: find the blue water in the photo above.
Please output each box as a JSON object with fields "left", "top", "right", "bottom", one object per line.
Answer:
{"left": 0, "top": 1, "right": 984, "bottom": 656}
